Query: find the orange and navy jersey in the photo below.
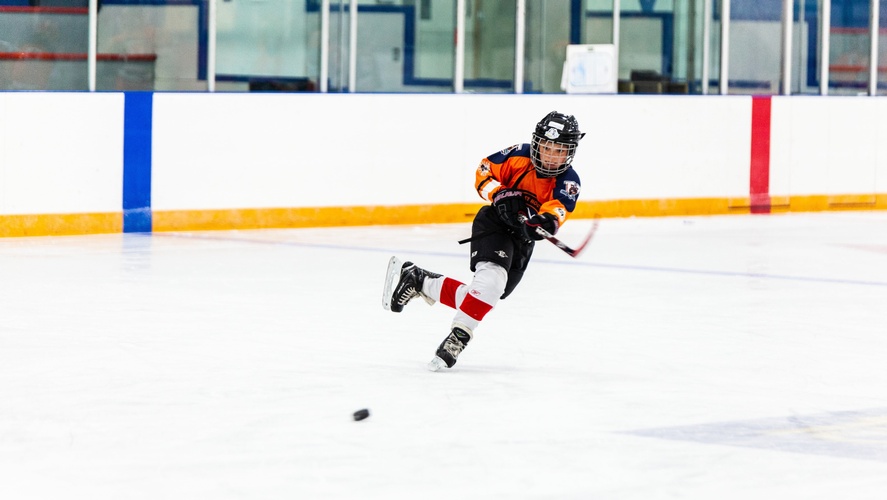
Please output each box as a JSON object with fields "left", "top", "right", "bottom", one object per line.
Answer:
{"left": 475, "top": 143, "right": 581, "bottom": 226}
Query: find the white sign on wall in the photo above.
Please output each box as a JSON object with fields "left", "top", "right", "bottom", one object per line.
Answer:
{"left": 561, "top": 44, "right": 618, "bottom": 94}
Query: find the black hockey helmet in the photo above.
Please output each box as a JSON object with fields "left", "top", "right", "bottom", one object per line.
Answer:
{"left": 530, "top": 111, "right": 586, "bottom": 177}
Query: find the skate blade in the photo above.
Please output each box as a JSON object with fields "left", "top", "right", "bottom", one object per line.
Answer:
{"left": 427, "top": 356, "right": 449, "bottom": 372}
{"left": 382, "top": 256, "right": 403, "bottom": 311}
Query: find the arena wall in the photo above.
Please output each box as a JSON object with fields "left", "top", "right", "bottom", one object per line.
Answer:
{"left": 1, "top": 92, "right": 885, "bottom": 237}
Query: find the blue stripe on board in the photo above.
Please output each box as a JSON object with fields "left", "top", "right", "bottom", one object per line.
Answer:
{"left": 123, "top": 92, "right": 153, "bottom": 233}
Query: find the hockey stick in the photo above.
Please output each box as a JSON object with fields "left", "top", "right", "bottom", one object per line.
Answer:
{"left": 521, "top": 215, "right": 600, "bottom": 258}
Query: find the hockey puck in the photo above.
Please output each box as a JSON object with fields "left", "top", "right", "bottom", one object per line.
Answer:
{"left": 353, "top": 409, "right": 370, "bottom": 421}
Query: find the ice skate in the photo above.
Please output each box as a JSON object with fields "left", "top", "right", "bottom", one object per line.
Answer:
{"left": 428, "top": 326, "right": 472, "bottom": 371}
{"left": 382, "top": 256, "right": 440, "bottom": 313}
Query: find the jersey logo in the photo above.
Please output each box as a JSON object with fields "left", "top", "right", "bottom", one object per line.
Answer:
{"left": 478, "top": 161, "right": 491, "bottom": 175}
{"left": 560, "top": 180, "right": 580, "bottom": 201}
{"left": 495, "top": 250, "right": 508, "bottom": 259}
{"left": 555, "top": 207, "right": 567, "bottom": 219}
{"left": 499, "top": 144, "right": 520, "bottom": 155}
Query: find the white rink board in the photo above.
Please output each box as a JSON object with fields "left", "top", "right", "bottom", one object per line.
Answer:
{"left": 0, "top": 93, "right": 124, "bottom": 215}
{"left": 770, "top": 96, "right": 887, "bottom": 197}
{"left": 580, "top": 95, "right": 751, "bottom": 200}
{"left": 150, "top": 94, "right": 603, "bottom": 209}
{"left": 150, "top": 93, "right": 754, "bottom": 210}
{"left": 2, "top": 92, "right": 887, "bottom": 217}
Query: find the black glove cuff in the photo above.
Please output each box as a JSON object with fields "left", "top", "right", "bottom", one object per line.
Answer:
{"left": 492, "top": 189, "right": 527, "bottom": 229}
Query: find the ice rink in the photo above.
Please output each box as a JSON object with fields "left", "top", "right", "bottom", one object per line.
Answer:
{"left": 2, "top": 211, "right": 887, "bottom": 499}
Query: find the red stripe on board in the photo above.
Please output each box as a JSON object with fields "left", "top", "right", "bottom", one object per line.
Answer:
{"left": 459, "top": 293, "right": 494, "bottom": 321}
{"left": 439, "top": 277, "right": 462, "bottom": 309}
{"left": 750, "top": 96, "right": 772, "bottom": 214}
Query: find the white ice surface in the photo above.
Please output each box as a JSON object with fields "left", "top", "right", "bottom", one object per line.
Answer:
{"left": 2, "top": 212, "right": 887, "bottom": 499}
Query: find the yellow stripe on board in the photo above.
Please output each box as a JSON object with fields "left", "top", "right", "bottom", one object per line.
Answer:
{"left": 152, "top": 204, "right": 486, "bottom": 232}
{"left": 153, "top": 195, "right": 887, "bottom": 231}
{"left": 0, "top": 213, "right": 121, "bottom": 237}
{"left": 3, "top": 195, "right": 887, "bottom": 237}
{"left": 577, "top": 198, "right": 750, "bottom": 219}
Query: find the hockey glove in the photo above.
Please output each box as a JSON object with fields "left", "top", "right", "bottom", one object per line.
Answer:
{"left": 522, "top": 213, "right": 559, "bottom": 241}
{"left": 492, "top": 188, "right": 528, "bottom": 229}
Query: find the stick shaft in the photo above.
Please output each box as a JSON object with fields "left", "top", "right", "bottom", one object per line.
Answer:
{"left": 534, "top": 217, "right": 600, "bottom": 258}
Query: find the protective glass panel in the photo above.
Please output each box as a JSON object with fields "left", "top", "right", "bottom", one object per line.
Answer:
{"left": 0, "top": 2, "right": 89, "bottom": 90}
{"left": 410, "top": 0, "right": 455, "bottom": 92}
{"left": 215, "top": 0, "right": 318, "bottom": 92}
{"left": 327, "top": 1, "right": 449, "bottom": 93}
{"left": 585, "top": 0, "right": 689, "bottom": 94}
{"left": 826, "top": 0, "right": 887, "bottom": 96}
{"left": 97, "top": 1, "right": 204, "bottom": 91}
{"left": 725, "top": 2, "right": 784, "bottom": 94}
{"left": 463, "top": 0, "right": 516, "bottom": 93}
{"left": 525, "top": 0, "right": 573, "bottom": 93}
{"left": 881, "top": 13, "right": 886, "bottom": 96}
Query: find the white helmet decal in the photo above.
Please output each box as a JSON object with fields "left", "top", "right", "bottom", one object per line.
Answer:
{"left": 544, "top": 127, "right": 560, "bottom": 140}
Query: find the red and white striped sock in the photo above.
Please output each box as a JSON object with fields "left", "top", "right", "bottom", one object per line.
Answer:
{"left": 422, "top": 262, "right": 507, "bottom": 332}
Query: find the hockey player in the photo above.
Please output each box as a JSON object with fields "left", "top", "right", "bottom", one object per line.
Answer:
{"left": 383, "top": 111, "right": 585, "bottom": 371}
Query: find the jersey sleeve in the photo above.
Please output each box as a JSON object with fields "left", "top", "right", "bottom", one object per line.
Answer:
{"left": 539, "top": 168, "right": 581, "bottom": 225}
{"left": 474, "top": 144, "right": 527, "bottom": 202}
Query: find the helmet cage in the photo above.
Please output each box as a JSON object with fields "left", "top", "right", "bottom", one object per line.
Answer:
{"left": 530, "top": 135, "right": 577, "bottom": 177}
{"left": 530, "top": 111, "right": 585, "bottom": 178}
